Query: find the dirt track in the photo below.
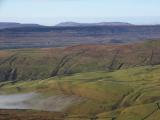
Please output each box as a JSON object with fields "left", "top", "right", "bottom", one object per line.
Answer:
{"left": 0, "top": 109, "right": 65, "bottom": 120}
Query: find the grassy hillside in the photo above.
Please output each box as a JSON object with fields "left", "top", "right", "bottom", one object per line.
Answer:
{"left": 0, "top": 40, "right": 160, "bottom": 119}
{"left": 0, "top": 40, "right": 160, "bottom": 82}
{"left": 1, "top": 64, "right": 160, "bottom": 120}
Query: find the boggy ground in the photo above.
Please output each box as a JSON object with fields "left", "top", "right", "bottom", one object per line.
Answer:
{"left": 0, "top": 109, "right": 65, "bottom": 120}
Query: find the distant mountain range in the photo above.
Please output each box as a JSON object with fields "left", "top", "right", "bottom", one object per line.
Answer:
{"left": 0, "top": 22, "right": 41, "bottom": 29}
{"left": 0, "top": 22, "right": 133, "bottom": 29}
{"left": 56, "top": 22, "right": 133, "bottom": 27}
{"left": 0, "top": 22, "right": 160, "bottom": 49}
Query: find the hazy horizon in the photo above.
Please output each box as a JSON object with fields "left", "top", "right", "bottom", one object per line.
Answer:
{"left": 0, "top": 0, "right": 160, "bottom": 26}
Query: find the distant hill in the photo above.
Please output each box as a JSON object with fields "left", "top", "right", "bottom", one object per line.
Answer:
{"left": 0, "top": 22, "right": 41, "bottom": 29}
{"left": 0, "top": 25, "right": 160, "bottom": 49}
{"left": 56, "top": 22, "right": 133, "bottom": 27}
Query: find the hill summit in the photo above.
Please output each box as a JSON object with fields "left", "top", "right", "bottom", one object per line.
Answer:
{"left": 56, "top": 22, "right": 133, "bottom": 27}
{"left": 0, "top": 22, "right": 41, "bottom": 29}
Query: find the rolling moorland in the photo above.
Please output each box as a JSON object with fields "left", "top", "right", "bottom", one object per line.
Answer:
{"left": 0, "top": 40, "right": 160, "bottom": 120}
{"left": 1, "top": 23, "right": 160, "bottom": 49}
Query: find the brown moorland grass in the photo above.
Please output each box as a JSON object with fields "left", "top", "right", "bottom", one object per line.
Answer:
{"left": 0, "top": 40, "right": 160, "bottom": 82}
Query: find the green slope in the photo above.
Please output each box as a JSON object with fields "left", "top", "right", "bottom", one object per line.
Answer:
{"left": 1, "top": 65, "right": 160, "bottom": 120}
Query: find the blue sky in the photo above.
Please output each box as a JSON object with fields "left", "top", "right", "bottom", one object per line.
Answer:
{"left": 0, "top": 0, "right": 160, "bottom": 25}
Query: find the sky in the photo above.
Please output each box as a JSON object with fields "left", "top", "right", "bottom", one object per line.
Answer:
{"left": 0, "top": 0, "right": 160, "bottom": 25}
